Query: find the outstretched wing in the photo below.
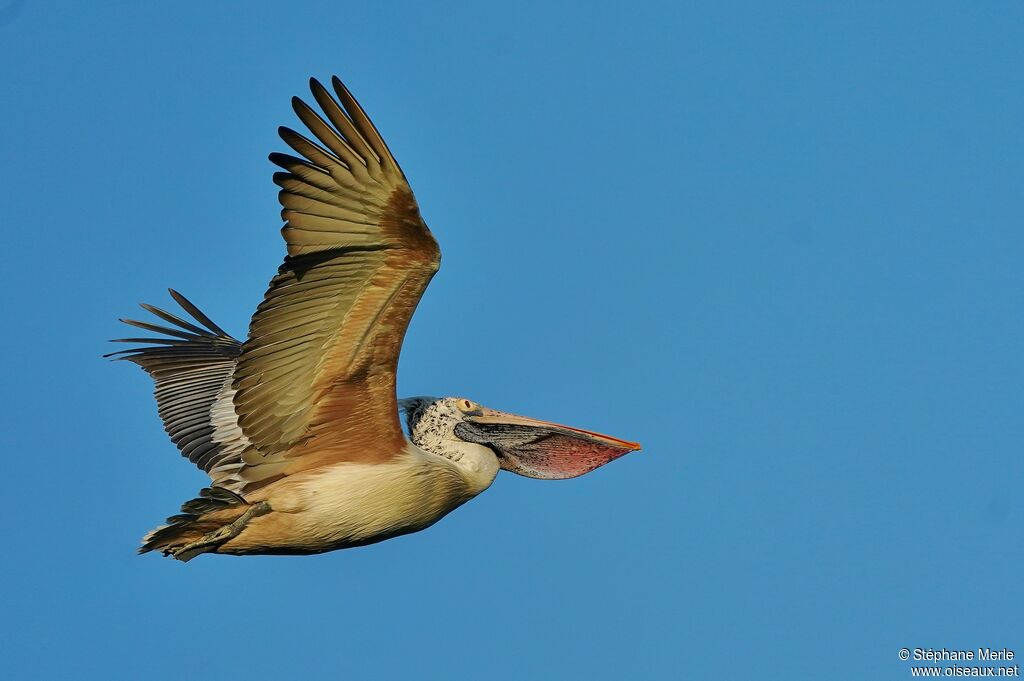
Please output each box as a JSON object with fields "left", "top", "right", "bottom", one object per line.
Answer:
{"left": 231, "top": 77, "right": 441, "bottom": 490}
{"left": 108, "top": 290, "right": 250, "bottom": 489}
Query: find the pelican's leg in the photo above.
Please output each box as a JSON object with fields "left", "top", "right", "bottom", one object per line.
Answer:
{"left": 171, "top": 501, "right": 272, "bottom": 561}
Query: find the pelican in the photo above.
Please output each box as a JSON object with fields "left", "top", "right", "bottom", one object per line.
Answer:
{"left": 111, "top": 76, "right": 640, "bottom": 561}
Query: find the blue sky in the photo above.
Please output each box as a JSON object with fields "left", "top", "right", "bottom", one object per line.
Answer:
{"left": 2, "top": 2, "right": 1021, "bottom": 679}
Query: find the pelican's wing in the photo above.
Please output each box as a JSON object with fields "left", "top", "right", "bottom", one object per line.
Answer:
{"left": 107, "top": 291, "right": 250, "bottom": 489}
{"left": 231, "top": 77, "right": 440, "bottom": 490}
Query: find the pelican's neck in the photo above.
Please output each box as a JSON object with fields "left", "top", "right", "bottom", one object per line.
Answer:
{"left": 411, "top": 432, "right": 499, "bottom": 496}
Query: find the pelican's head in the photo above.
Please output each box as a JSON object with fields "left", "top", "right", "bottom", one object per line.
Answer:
{"left": 400, "top": 396, "right": 641, "bottom": 479}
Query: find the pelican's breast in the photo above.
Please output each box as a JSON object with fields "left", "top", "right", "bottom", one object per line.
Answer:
{"left": 220, "top": 445, "right": 477, "bottom": 554}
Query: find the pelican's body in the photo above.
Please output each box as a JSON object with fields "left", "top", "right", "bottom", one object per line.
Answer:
{"left": 219, "top": 440, "right": 497, "bottom": 555}
{"left": 112, "top": 76, "right": 639, "bottom": 561}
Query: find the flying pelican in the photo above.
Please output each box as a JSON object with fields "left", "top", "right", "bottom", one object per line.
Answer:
{"left": 111, "top": 76, "right": 640, "bottom": 561}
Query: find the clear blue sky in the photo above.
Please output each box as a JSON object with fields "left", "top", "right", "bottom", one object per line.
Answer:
{"left": 2, "top": 2, "right": 1021, "bottom": 679}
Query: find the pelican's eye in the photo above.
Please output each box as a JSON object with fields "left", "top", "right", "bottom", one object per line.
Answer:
{"left": 456, "top": 398, "right": 482, "bottom": 415}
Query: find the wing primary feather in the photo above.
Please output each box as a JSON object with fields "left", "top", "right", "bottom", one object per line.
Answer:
{"left": 269, "top": 151, "right": 329, "bottom": 175}
{"left": 139, "top": 303, "right": 213, "bottom": 337}
{"left": 106, "top": 338, "right": 184, "bottom": 349}
{"left": 331, "top": 75, "right": 396, "bottom": 172}
{"left": 168, "top": 289, "right": 231, "bottom": 337}
{"left": 291, "top": 95, "right": 368, "bottom": 174}
{"left": 119, "top": 318, "right": 196, "bottom": 340}
{"left": 279, "top": 126, "right": 348, "bottom": 171}
{"left": 309, "top": 77, "right": 380, "bottom": 172}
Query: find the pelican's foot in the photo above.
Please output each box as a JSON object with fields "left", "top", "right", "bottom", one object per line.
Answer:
{"left": 171, "top": 501, "right": 272, "bottom": 561}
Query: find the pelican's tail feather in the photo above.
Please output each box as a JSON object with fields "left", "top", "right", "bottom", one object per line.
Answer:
{"left": 140, "top": 487, "right": 257, "bottom": 561}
